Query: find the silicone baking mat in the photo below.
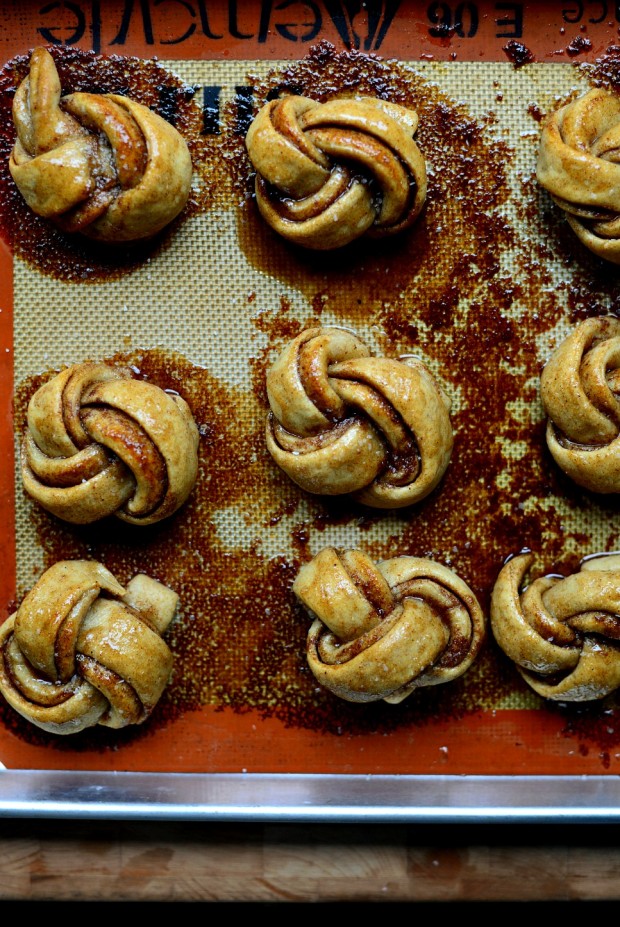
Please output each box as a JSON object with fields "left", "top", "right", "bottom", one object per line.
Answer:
{"left": 1, "top": 0, "right": 620, "bottom": 781}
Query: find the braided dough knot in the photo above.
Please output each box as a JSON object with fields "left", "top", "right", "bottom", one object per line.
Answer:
{"left": 245, "top": 94, "right": 427, "bottom": 249}
{"left": 0, "top": 561, "right": 178, "bottom": 734}
{"left": 540, "top": 316, "right": 620, "bottom": 493}
{"left": 265, "top": 327, "right": 453, "bottom": 509}
{"left": 21, "top": 362, "right": 200, "bottom": 525}
{"left": 293, "top": 548, "right": 486, "bottom": 703}
{"left": 537, "top": 88, "right": 620, "bottom": 263}
{"left": 9, "top": 46, "right": 193, "bottom": 242}
{"left": 491, "top": 551, "right": 620, "bottom": 701}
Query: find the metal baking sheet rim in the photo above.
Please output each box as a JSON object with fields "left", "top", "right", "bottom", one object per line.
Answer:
{"left": 0, "top": 770, "right": 618, "bottom": 822}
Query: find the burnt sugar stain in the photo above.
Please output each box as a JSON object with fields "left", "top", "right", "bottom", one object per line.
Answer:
{"left": 0, "top": 46, "right": 229, "bottom": 282}
{"left": 588, "top": 45, "right": 620, "bottom": 93}
{"left": 567, "top": 35, "right": 593, "bottom": 58}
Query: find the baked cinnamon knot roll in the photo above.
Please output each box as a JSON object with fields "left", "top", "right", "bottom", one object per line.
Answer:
{"left": 536, "top": 87, "right": 620, "bottom": 263}
{"left": 0, "top": 560, "right": 178, "bottom": 734}
{"left": 265, "top": 327, "right": 453, "bottom": 508}
{"left": 540, "top": 316, "right": 620, "bottom": 494}
{"left": 293, "top": 547, "right": 486, "bottom": 703}
{"left": 245, "top": 94, "right": 427, "bottom": 249}
{"left": 9, "top": 47, "right": 193, "bottom": 242}
{"left": 491, "top": 550, "right": 620, "bottom": 701}
{"left": 21, "top": 361, "right": 200, "bottom": 525}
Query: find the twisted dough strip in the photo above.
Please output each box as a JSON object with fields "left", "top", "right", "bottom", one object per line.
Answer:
{"left": 245, "top": 94, "right": 427, "bottom": 249}
{"left": 265, "top": 327, "right": 453, "bottom": 508}
{"left": 21, "top": 361, "right": 200, "bottom": 525}
{"left": 491, "top": 550, "right": 620, "bottom": 701}
{"left": 9, "top": 46, "right": 193, "bottom": 242}
{"left": 0, "top": 560, "right": 178, "bottom": 734}
{"left": 537, "top": 87, "right": 620, "bottom": 263}
{"left": 540, "top": 316, "right": 620, "bottom": 493}
{"left": 293, "top": 547, "right": 486, "bottom": 703}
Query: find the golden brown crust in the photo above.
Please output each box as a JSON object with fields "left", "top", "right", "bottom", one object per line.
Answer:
{"left": 293, "top": 547, "right": 486, "bottom": 703}
{"left": 9, "top": 47, "right": 193, "bottom": 242}
{"left": 265, "top": 327, "right": 453, "bottom": 508}
{"left": 540, "top": 316, "right": 620, "bottom": 493}
{"left": 0, "top": 561, "right": 178, "bottom": 734}
{"left": 490, "top": 550, "right": 620, "bottom": 701}
{"left": 536, "top": 88, "right": 620, "bottom": 263}
{"left": 21, "top": 361, "right": 200, "bottom": 525}
{"left": 245, "top": 94, "right": 427, "bottom": 249}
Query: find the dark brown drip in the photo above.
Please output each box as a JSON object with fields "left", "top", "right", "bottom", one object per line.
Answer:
{"left": 502, "top": 41, "right": 535, "bottom": 67}
{"left": 567, "top": 35, "right": 593, "bottom": 58}
{"left": 2, "top": 44, "right": 620, "bottom": 763}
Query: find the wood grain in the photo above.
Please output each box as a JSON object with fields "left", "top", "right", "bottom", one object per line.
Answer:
{"left": 2, "top": 821, "right": 620, "bottom": 902}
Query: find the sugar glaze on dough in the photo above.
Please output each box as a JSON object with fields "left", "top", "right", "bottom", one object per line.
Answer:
{"left": 265, "top": 326, "right": 453, "bottom": 509}
{"left": 491, "top": 550, "right": 620, "bottom": 701}
{"left": 245, "top": 94, "right": 427, "bottom": 249}
{"left": 0, "top": 561, "right": 178, "bottom": 734}
{"left": 540, "top": 316, "right": 620, "bottom": 494}
{"left": 9, "top": 46, "right": 193, "bottom": 242}
{"left": 21, "top": 361, "right": 200, "bottom": 525}
{"left": 293, "top": 547, "right": 486, "bottom": 704}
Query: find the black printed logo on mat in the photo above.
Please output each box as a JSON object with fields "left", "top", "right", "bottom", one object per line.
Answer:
{"left": 35, "top": 1, "right": 404, "bottom": 54}
{"left": 37, "top": 2, "right": 604, "bottom": 59}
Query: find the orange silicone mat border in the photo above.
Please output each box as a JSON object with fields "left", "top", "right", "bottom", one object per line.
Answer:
{"left": 0, "top": 707, "right": 611, "bottom": 776}
{"left": 2, "top": 0, "right": 620, "bottom": 776}
{"left": 0, "top": 0, "right": 616, "bottom": 64}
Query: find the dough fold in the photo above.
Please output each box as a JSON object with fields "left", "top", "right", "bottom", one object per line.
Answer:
{"left": 0, "top": 561, "right": 178, "bottom": 734}
{"left": 21, "top": 361, "right": 200, "bottom": 525}
{"left": 540, "top": 316, "right": 620, "bottom": 494}
{"left": 294, "top": 547, "right": 485, "bottom": 703}
{"left": 491, "top": 550, "right": 620, "bottom": 701}
{"left": 246, "top": 95, "right": 427, "bottom": 249}
{"left": 9, "top": 47, "right": 193, "bottom": 242}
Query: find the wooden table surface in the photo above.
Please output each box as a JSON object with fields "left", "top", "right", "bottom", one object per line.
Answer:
{"left": 2, "top": 819, "right": 620, "bottom": 904}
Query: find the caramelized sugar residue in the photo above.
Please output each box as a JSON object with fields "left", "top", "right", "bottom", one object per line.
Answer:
{"left": 4, "top": 44, "right": 620, "bottom": 764}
